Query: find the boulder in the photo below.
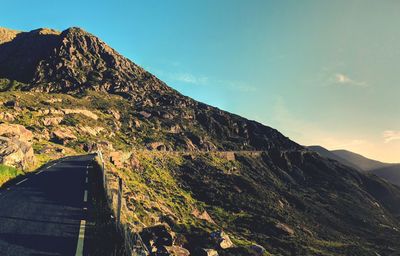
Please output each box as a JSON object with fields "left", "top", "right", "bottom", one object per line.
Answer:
{"left": 51, "top": 128, "right": 77, "bottom": 145}
{"left": 42, "top": 116, "right": 63, "bottom": 126}
{"left": 109, "top": 151, "right": 124, "bottom": 168}
{"left": 191, "top": 208, "right": 216, "bottom": 224}
{"left": 165, "top": 246, "right": 190, "bottom": 256}
{"left": 79, "top": 126, "right": 104, "bottom": 136}
{"left": 0, "top": 112, "right": 15, "bottom": 122}
{"left": 210, "top": 231, "right": 234, "bottom": 249}
{"left": 140, "top": 224, "right": 175, "bottom": 249}
{"left": 62, "top": 108, "right": 99, "bottom": 120}
{"left": 139, "top": 111, "right": 152, "bottom": 119}
{"left": 275, "top": 222, "right": 295, "bottom": 236}
{"left": 3, "top": 100, "right": 18, "bottom": 108}
{"left": 148, "top": 142, "right": 166, "bottom": 151}
{"left": 129, "top": 154, "right": 140, "bottom": 169}
{"left": 0, "top": 124, "right": 33, "bottom": 142}
{"left": 0, "top": 124, "right": 35, "bottom": 170}
{"left": 249, "top": 244, "right": 266, "bottom": 256}
{"left": 198, "top": 249, "right": 218, "bottom": 256}
{"left": 107, "top": 109, "right": 121, "bottom": 120}
{"left": 44, "top": 98, "right": 62, "bottom": 104}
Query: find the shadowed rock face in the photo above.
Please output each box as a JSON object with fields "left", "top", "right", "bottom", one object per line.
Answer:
{"left": 0, "top": 27, "right": 171, "bottom": 97}
{"left": 0, "top": 28, "right": 60, "bottom": 83}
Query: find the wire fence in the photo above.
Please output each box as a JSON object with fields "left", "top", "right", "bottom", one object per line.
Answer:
{"left": 96, "top": 150, "right": 150, "bottom": 256}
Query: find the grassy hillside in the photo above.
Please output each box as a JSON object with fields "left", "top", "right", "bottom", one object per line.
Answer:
{"left": 2, "top": 90, "right": 400, "bottom": 255}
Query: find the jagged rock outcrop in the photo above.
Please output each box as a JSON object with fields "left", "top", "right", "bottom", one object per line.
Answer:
{"left": 0, "top": 124, "right": 35, "bottom": 170}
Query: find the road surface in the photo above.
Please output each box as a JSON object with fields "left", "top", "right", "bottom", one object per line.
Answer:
{"left": 0, "top": 154, "right": 95, "bottom": 256}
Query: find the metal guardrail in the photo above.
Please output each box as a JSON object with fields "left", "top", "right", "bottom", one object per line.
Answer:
{"left": 96, "top": 150, "right": 150, "bottom": 256}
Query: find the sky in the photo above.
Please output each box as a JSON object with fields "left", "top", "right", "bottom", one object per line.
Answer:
{"left": 1, "top": 0, "right": 399, "bottom": 162}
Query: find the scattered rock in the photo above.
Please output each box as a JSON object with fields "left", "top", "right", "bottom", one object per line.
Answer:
{"left": 129, "top": 154, "right": 140, "bottom": 169}
{"left": 109, "top": 151, "right": 124, "bottom": 168}
{"left": 249, "top": 244, "right": 266, "bottom": 256}
{"left": 42, "top": 116, "right": 63, "bottom": 126}
{"left": 3, "top": 100, "right": 18, "bottom": 108}
{"left": 198, "top": 248, "right": 218, "bottom": 256}
{"left": 275, "top": 222, "right": 295, "bottom": 236}
{"left": 210, "top": 231, "right": 234, "bottom": 249}
{"left": 165, "top": 245, "right": 190, "bottom": 256}
{"left": 139, "top": 111, "right": 152, "bottom": 118}
{"left": 44, "top": 98, "right": 62, "bottom": 104}
{"left": 97, "top": 140, "right": 114, "bottom": 151}
{"left": 141, "top": 224, "right": 175, "bottom": 249}
{"left": 148, "top": 142, "right": 166, "bottom": 151}
{"left": 191, "top": 208, "right": 216, "bottom": 224}
{"left": 79, "top": 126, "right": 104, "bottom": 136}
{"left": 108, "top": 109, "right": 121, "bottom": 120}
{"left": 0, "top": 112, "right": 15, "bottom": 122}
{"left": 62, "top": 108, "right": 98, "bottom": 120}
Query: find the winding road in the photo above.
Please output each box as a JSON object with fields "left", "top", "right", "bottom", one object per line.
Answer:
{"left": 0, "top": 155, "right": 95, "bottom": 256}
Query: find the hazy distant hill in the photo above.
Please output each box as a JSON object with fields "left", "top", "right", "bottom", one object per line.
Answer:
{"left": 370, "top": 164, "right": 400, "bottom": 187}
{"left": 308, "top": 145, "right": 400, "bottom": 188}
{"left": 331, "top": 149, "right": 390, "bottom": 171}
{"left": 308, "top": 145, "right": 361, "bottom": 170}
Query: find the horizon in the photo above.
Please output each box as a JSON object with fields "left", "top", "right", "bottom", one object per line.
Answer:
{"left": 1, "top": 0, "right": 399, "bottom": 163}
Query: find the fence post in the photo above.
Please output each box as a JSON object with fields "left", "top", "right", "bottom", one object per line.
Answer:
{"left": 117, "top": 177, "right": 123, "bottom": 226}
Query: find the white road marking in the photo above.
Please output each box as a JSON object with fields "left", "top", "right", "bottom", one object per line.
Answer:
{"left": 83, "top": 190, "right": 88, "bottom": 202}
{"left": 85, "top": 177, "right": 88, "bottom": 184}
{"left": 36, "top": 170, "right": 44, "bottom": 175}
{"left": 16, "top": 178, "right": 28, "bottom": 185}
{"left": 86, "top": 170, "right": 88, "bottom": 175}
{"left": 74, "top": 220, "right": 86, "bottom": 256}
{"left": 83, "top": 207, "right": 87, "bottom": 211}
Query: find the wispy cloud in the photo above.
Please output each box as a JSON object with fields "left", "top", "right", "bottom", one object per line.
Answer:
{"left": 334, "top": 73, "right": 368, "bottom": 87}
{"left": 383, "top": 130, "right": 400, "bottom": 143}
{"left": 169, "top": 72, "right": 209, "bottom": 85}
{"left": 150, "top": 68, "right": 256, "bottom": 92}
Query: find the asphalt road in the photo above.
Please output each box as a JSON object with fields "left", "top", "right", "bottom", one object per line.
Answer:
{"left": 0, "top": 154, "right": 95, "bottom": 256}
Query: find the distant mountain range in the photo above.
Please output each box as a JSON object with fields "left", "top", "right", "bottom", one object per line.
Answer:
{"left": 308, "top": 145, "right": 400, "bottom": 186}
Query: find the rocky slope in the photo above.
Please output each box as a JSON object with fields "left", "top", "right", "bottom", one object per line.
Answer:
{"left": 0, "top": 27, "right": 400, "bottom": 255}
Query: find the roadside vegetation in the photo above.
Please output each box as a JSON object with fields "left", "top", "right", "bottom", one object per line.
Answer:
{"left": 0, "top": 164, "right": 23, "bottom": 187}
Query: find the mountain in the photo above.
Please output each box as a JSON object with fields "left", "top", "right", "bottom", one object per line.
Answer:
{"left": 370, "top": 165, "right": 400, "bottom": 187}
{"left": 308, "top": 145, "right": 400, "bottom": 188}
{"left": 331, "top": 149, "right": 390, "bottom": 171}
{"left": 1, "top": 27, "right": 400, "bottom": 255}
{"left": 308, "top": 146, "right": 391, "bottom": 172}
{"left": 308, "top": 145, "right": 361, "bottom": 170}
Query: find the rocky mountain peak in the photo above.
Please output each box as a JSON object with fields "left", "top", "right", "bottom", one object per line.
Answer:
{"left": 0, "top": 26, "right": 172, "bottom": 97}
{"left": 0, "top": 27, "right": 21, "bottom": 44}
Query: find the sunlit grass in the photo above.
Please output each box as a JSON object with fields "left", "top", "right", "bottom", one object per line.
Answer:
{"left": 0, "top": 164, "right": 23, "bottom": 187}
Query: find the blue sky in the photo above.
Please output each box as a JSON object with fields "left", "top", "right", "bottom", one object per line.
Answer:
{"left": 1, "top": 0, "right": 399, "bottom": 162}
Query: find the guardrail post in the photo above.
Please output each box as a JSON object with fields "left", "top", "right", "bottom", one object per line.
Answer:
{"left": 117, "top": 177, "right": 123, "bottom": 226}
